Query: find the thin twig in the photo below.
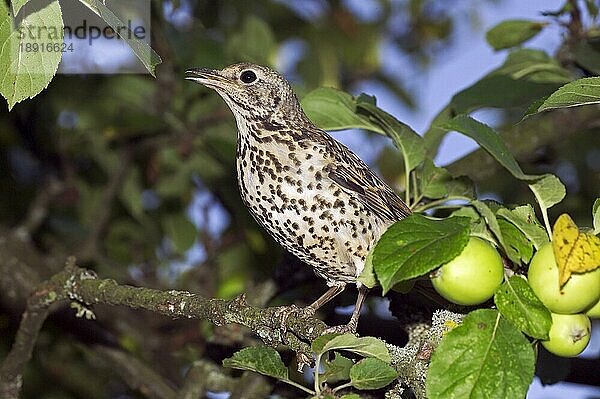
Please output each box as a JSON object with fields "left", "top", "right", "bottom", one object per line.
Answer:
{"left": 567, "top": 0, "right": 583, "bottom": 39}
{"left": 0, "top": 307, "right": 51, "bottom": 398}
{"left": 0, "top": 257, "right": 78, "bottom": 398}
{"left": 14, "top": 177, "right": 63, "bottom": 241}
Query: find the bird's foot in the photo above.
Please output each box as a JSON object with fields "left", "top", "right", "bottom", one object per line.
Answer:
{"left": 274, "top": 304, "right": 316, "bottom": 341}
{"left": 272, "top": 305, "right": 317, "bottom": 371}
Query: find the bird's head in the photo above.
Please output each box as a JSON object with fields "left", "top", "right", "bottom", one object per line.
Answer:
{"left": 185, "top": 63, "right": 304, "bottom": 124}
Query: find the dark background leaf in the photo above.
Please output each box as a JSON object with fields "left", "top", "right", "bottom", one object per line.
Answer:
{"left": 486, "top": 20, "right": 546, "bottom": 50}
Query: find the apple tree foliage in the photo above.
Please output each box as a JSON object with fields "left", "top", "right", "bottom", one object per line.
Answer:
{"left": 1, "top": 1, "right": 600, "bottom": 398}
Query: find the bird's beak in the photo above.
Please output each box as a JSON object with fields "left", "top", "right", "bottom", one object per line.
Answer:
{"left": 185, "top": 68, "right": 229, "bottom": 89}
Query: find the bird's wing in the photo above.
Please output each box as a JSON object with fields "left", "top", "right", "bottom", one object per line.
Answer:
{"left": 323, "top": 137, "right": 411, "bottom": 222}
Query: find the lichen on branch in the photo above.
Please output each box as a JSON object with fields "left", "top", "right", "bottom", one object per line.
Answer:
{"left": 0, "top": 256, "right": 325, "bottom": 398}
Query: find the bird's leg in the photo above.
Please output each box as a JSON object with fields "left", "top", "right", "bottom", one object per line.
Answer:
{"left": 345, "top": 285, "right": 369, "bottom": 332}
{"left": 306, "top": 284, "right": 346, "bottom": 314}
{"left": 324, "top": 285, "right": 369, "bottom": 334}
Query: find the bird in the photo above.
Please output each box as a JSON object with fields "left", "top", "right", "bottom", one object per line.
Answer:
{"left": 185, "top": 63, "right": 411, "bottom": 333}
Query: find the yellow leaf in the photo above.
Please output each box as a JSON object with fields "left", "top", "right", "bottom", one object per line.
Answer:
{"left": 552, "top": 214, "right": 600, "bottom": 286}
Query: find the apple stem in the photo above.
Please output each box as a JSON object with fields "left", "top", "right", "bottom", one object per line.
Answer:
{"left": 540, "top": 208, "right": 553, "bottom": 240}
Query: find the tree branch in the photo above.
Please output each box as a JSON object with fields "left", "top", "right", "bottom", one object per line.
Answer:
{"left": 0, "top": 303, "right": 52, "bottom": 397}
{"left": 0, "top": 258, "right": 79, "bottom": 397}
{"left": 71, "top": 274, "right": 323, "bottom": 351}
{"left": 0, "top": 257, "right": 325, "bottom": 398}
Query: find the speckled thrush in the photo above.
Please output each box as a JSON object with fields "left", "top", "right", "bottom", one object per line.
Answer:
{"left": 185, "top": 63, "right": 410, "bottom": 332}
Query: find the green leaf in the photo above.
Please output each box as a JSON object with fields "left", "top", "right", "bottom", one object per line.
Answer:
{"left": 497, "top": 219, "right": 533, "bottom": 264}
{"left": 449, "top": 50, "right": 568, "bottom": 115}
{"left": 419, "top": 160, "right": 475, "bottom": 200}
{"left": 78, "top": 0, "right": 161, "bottom": 76}
{"left": 356, "top": 102, "right": 425, "bottom": 173}
{"left": 301, "top": 89, "right": 426, "bottom": 177}
{"left": 349, "top": 358, "right": 398, "bottom": 390}
{"left": 471, "top": 200, "right": 507, "bottom": 255}
{"left": 496, "top": 205, "right": 549, "bottom": 249}
{"left": 494, "top": 276, "right": 552, "bottom": 339}
{"left": 573, "top": 41, "right": 600, "bottom": 75}
{"left": 523, "top": 96, "right": 548, "bottom": 116}
{"left": 446, "top": 176, "right": 475, "bottom": 198}
{"left": 216, "top": 243, "right": 254, "bottom": 299}
{"left": 12, "top": 0, "right": 30, "bottom": 15}
{"left": 486, "top": 20, "right": 546, "bottom": 50}
{"left": 321, "top": 353, "right": 354, "bottom": 384}
{"left": 418, "top": 161, "right": 449, "bottom": 199}
{"left": 357, "top": 246, "right": 377, "bottom": 288}
{"left": 311, "top": 333, "right": 341, "bottom": 354}
{"left": 423, "top": 105, "right": 453, "bottom": 157}
{"left": 313, "top": 333, "right": 391, "bottom": 363}
{"left": 593, "top": 199, "right": 600, "bottom": 235}
{"left": 451, "top": 75, "right": 561, "bottom": 115}
{"left": 373, "top": 214, "right": 471, "bottom": 293}
{"left": 161, "top": 213, "right": 197, "bottom": 253}
{"left": 440, "top": 116, "right": 528, "bottom": 180}
{"left": 339, "top": 395, "right": 362, "bottom": 399}
{"left": 441, "top": 116, "right": 567, "bottom": 214}
{"left": 225, "top": 15, "right": 275, "bottom": 64}
{"left": 120, "top": 166, "right": 145, "bottom": 221}
{"left": 77, "top": 181, "right": 104, "bottom": 228}
{"left": 451, "top": 207, "right": 495, "bottom": 244}
{"left": 223, "top": 346, "right": 288, "bottom": 380}
{"left": 528, "top": 174, "right": 566, "bottom": 215}
{"left": 426, "top": 309, "right": 535, "bottom": 399}
{"left": 301, "top": 88, "right": 384, "bottom": 133}
{"left": 0, "top": 0, "right": 63, "bottom": 109}
{"left": 528, "top": 77, "right": 600, "bottom": 114}
{"left": 495, "top": 49, "right": 571, "bottom": 84}
{"left": 356, "top": 93, "right": 376, "bottom": 106}
{"left": 105, "top": 220, "right": 147, "bottom": 264}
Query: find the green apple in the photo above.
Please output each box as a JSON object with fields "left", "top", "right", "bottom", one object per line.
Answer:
{"left": 586, "top": 298, "right": 600, "bottom": 318}
{"left": 528, "top": 242, "right": 600, "bottom": 314}
{"left": 431, "top": 237, "right": 504, "bottom": 306}
{"left": 541, "top": 313, "right": 591, "bottom": 357}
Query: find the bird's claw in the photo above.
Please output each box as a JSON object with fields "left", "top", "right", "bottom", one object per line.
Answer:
{"left": 274, "top": 304, "right": 316, "bottom": 342}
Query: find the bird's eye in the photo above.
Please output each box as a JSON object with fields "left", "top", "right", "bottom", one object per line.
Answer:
{"left": 240, "top": 70, "right": 257, "bottom": 84}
